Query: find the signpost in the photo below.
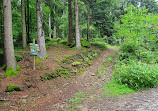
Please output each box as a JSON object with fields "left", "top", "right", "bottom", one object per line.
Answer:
{"left": 30, "top": 39, "right": 39, "bottom": 70}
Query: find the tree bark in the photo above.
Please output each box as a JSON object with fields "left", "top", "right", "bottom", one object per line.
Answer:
{"left": 21, "top": 0, "right": 27, "bottom": 48}
{"left": 53, "top": 25, "right": 56, "bottom": 39}
{"left": 68, "top": 0, "right": 73, "bottom": 43}
{"left": 75, "top": 0, "right": 81, "bottom": 48}
{"left": 3, "top": 0, "right": 16, "bottom": 70}
{"left": 26, "top": 0, "right": 30, "bottom": 44}
{"left": 49, "top": 14, "right": 51, "bottom": 39}
{"left": 87, "top": 6, "right": 90, "bottom": 42}
{"left": 36, "top": 0, "right": 46, "bottom": 59}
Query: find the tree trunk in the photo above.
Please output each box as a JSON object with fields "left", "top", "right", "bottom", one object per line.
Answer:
{"left": 3, "top": 0, "right": 16, "bottom": 70}
{"left": 87, "top": 6, "right": 90, "bottom": 42}
{"left": 75, "top": 0, "right": 81, "bottom": 48}
{"left": 49, "top": 14, "right": 51, "bottom": 39}
{"left": 68, "top": 0, "right": 73, "bottom": 43}
{"left": 26, "top": 0, "right": 30, "bottom": 44}
{"left": 53, "top": 25, "right": 56, "bottom": 39}
{"left": 21, "top": 0, "right": 27, "bottom": 48}
{"left": 36, "top": 0, "right": 46, "bottom": 59}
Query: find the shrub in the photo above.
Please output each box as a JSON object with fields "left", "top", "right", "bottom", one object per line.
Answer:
{"left": 6, "top": 84, "right": 21, "bottom": 92}
{"left": 6, "top": 67, "right": 17, "bottom": 77}
{"left": 91, "top": 42, "right": 107, "bottom": 50}
{"left": 113, "top": 60, "right": 158, "bottom": 90}
{"left": 16, "top": 65, "right": 21, "bottom": 71}
{"left": 15, "top": 55, "right": 23, "bottom": 62}
{"left": 60, "top": 40, "right": 69, "bottom": 45}
{"left": 81, "top": 40, "right": 91, "bottom": 48}
{"left": 120, "top": 42, "right": 138, "bottom": 53}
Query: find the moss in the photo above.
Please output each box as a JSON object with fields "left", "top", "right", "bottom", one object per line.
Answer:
{"left": 6, "top": 84, "right": 21, "bottom": 92}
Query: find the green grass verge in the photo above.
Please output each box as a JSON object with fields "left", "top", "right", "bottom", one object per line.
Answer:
{"left": 102, "top": 82, "right": 135, "bottom": 97}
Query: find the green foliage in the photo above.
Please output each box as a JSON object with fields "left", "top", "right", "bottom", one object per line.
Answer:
{"left": 102, "top": 82, "right": 135, "bottom": 97}
{"left": 41, "top": 50, "right": 100, "bottom": 80}
{"left": 2, "top": 64, "right": 6, "bottom": 70}
{"left": 6, "top": 84, "right": 21, "bottom": 92}
{"left": 72, "top": 62, "right": 81, "bottom": 66}
{"left": 91, "top": 42, "right": 107, "bottom": 50}
{"left": 69, "top": 93, "right": 85, "bottom": 110}
{"left": 113, "top": 61, "right": 158, "bottom": 90}
{"left": 5, "top": 67, "right": 19, "bottom": 77}
{"left": 120, "top": 42, "right": 138, "bottom": 54}
{"left": 60, "top": 40, "right": 69, "bottom": 45}
{"left": 15, "top": 55, "right": 23, "bottom": 62}
{"left": 16, "top": 65, "right": 21, "bottom": 71}
{"left": 81, "top": 40, "right": 91, "bottom": 48}
{"left": 35, "top": 57, "right": 44, "bottom": 62}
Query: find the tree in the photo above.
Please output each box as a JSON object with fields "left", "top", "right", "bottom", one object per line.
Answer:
{"left": 87, "top": 5, "right": 90, "bottom": 42}
{"left": 75, "top": 0, "right": 81, "bottom": 48}
{"left": 21, "top": 0, "right": 27, "bottom": 48}
{"left": 68, "top": 0, "right": 73, "bottom": 43}
{"left": 3, "top": 0, "right": 16, "bottom": 70}
{"left": 36, "top": 0, "right": 46, "bottom": 59}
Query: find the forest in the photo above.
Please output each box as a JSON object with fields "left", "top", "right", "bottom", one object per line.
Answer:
{"left": 0, "top": 0, "right": 158, "bottom": 110}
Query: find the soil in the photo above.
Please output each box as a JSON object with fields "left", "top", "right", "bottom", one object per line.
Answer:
{"left": 0, "top": 46, "right": 158, "bottom": 111}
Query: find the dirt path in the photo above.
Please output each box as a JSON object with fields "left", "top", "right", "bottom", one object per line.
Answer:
{"left": 1, "top": 47, "right": 158, "bottom": 111}
{"left": 44, "top": 48, "right": 118, "bottom": 111}
{"left": 46, "top": 48, "right": 158, "bottom": 111}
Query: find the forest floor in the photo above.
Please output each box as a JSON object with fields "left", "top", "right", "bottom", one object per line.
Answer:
{"left": 0, "top": 46, "right": 158, "bottom": 111}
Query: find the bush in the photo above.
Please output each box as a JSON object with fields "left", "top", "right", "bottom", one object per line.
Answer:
{"left": 5, "top": 67, "right": 17, "bottom": 77}
{"left": 60, "top": 40, "right": 69, "bottom": 45}
{"left": 91, "top": 42, "right": 107, "bottom": 50}
{"left": 113, "top": 60, "right": 158, "bottom": 90}
{"left": 81, "top": 40, "right": 91, "bottom": 48}
{"left": 15, "top": 55, "right": 23, "bottom": 62}
{"left": 120, "top": 42, "right": 138, "bottom": 54}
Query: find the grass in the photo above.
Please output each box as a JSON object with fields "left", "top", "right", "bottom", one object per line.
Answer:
{"left": 69, "top": 93, "right": 85, "bottom": 111}
{"left": 103, "top": 53, "right": 115, "bottom": 67}
{"left": 102, "top": 81, "right": 135, "bottom": 97}
{"left": 97, "top": 67, "right": 106, "bottom": 78}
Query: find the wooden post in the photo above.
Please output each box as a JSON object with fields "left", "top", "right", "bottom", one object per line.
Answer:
{"left": 33, "top": 38, "right": 35, "bottom": 70}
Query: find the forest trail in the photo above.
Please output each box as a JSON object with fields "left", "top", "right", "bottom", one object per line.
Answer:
{"left": 45, "top": 47, "right": 158, "bottom": 111}
{"left": 1, "top": 47, "right": 158, "bottom": 111}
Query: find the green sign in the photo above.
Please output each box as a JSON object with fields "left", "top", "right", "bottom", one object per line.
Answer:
{"left": 30, "top": 43, "right": 39, "bottom": 55}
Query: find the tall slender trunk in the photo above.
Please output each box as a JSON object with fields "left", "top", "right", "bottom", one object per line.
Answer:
{"left": 75, "top": 0, "right": 81, "bottom": 48}
{"left": 3, "top": 0, "right": 16, "bottom": 70}
{"left": 27, "top": 0, "right": 30, "bottom": 43}
{"left": 68, "top": 0, "right": 73, "bottom": 43}
{"left": 49, "top": 14, "right": 51, "bottom": 39}
{"left": 21, "top": 0, "right": 27, "bottom": 48}
{"left": 53, "top": 25, "right": 56, "bottom": 39}
{"left": 36, "top": 0, "right": 46, "bottom": 59}
{"left": 87, "top": 6, "right": 90, "bottom": 42}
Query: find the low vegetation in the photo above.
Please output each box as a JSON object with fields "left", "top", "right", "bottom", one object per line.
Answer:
{"left": 68, "top": 93, "right": 85, "bottom": 111}
{"left": 40, "top": 50, "right": 100, "bottom": 80}
{"left": 6, "top": 84, "right": 21, "bottom": 92}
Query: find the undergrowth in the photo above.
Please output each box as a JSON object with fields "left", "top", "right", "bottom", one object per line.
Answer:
{"left": 103, "top": 82, "right": 134, "bottom": 97}
{"left": 68, "top": 93, "right": 85, "bottom": 111}
{"left": 40, "top": 50, "right": 100, "bottom": 81}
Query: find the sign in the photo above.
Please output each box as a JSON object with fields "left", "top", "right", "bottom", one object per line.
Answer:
{"left": 30, "top": 43, "right": 39, "bottom": 55}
